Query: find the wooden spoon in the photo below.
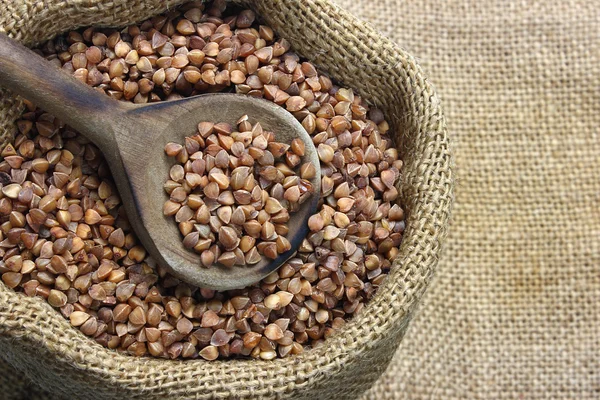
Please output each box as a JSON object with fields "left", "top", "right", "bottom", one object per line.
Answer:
{"left": 0, "top": 34, "right": 321, "bottom": 290}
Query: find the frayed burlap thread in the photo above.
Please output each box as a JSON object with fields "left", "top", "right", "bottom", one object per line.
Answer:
{"left": 0, "top": 1, "right": 452, "bottom": 398}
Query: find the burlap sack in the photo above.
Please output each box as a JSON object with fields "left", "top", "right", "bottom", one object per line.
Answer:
{"left": 0, "top": 0, "right": 452, "bottom": 398}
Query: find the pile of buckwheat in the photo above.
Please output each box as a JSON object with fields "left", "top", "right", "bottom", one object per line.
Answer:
{"left": 0, "top": 0, "right": 405, "bottom": 360}
{"left": 163, "top": 116, "right": 314, "bottom": 267}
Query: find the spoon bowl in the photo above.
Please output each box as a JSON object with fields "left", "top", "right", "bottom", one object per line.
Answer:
{"left": 0, "top": 34, "right": 321, "bottom": 290}
{"left": 120, "top": 95, "right": 321, "bottom": 290}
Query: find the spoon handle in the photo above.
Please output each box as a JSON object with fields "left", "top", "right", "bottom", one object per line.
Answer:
{"left": 0, "top": 33, "right": 126, "bottom": 151}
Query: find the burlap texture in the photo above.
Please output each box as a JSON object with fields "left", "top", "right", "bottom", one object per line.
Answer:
{"left": 0, "top": 0, "right": 452, "bottom": 398}
{"left": 328, "top": 0, "right": 599, "bottom": 398}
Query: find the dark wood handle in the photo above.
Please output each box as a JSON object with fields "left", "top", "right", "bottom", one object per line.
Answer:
{"left": 0, "top": 33, "right": 125, "bottom": 151}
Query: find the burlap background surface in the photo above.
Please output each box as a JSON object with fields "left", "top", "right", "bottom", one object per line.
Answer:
{"left": 337, "top": 0, "right": 599, "bottom": 398}
{"left": 0, "top": 0, "right": 452, "bottom": 399}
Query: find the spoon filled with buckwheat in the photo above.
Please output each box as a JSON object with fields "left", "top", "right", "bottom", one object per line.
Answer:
{"left": 0, "top": 33, "right": 320, "bottom": 290}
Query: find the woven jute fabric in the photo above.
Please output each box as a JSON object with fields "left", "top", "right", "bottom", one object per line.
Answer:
{"left": 0, "top": 0, "right": 452, "bottom": 398}
{"left": 326, "top": 0, "right": 599, "bottom": 398}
